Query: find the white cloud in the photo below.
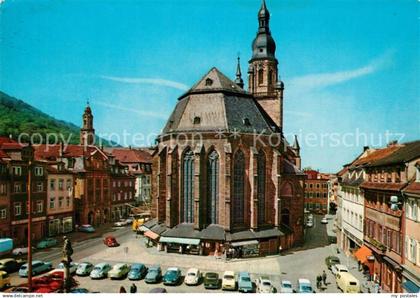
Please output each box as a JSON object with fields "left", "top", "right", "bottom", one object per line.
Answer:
{"left": 100, "top": 75, "right": 189, "bottom": 91}
{"left": 288, "top": 50, "right": 394, "bottom": 91}
{"left": 95, "top": 101, "right": 169, "bottom": 120}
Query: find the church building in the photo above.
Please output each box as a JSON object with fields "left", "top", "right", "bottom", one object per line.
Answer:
{"left": 150, "top": 0, "right": 305, "bottom": 257}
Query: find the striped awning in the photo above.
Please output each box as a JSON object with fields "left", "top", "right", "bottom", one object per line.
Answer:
{"left": 231, "top": 240, "right": 258, "bottom": 247}
{"left": 138, "top": 225, "right": 150, "bottom": 232}
{"left": 159, "top": 236, "right": 200, "bottom": 245}
{"left": 144, "top": 230, "right": 160, "bottom": 240}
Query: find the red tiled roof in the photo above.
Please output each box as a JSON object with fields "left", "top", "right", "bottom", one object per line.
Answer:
{"left": 109, "top": 148, "right": 152, "bottom": 164}
{"left": 360, "top": 182, "right": 406, "bottom": 191}
{"left": 352, "top": 146, "right": 401, "bottom": 167}
{"left": 0, "top": 142, "right": 23, "bottom": 150}
{"left": 33, "top": 144, "right": 102, "bottom": 160}
{"left": 337, "top": 166, "right": 349, "bottom": 177}
{"left": 0, "top": 136, "right": 18, "bottom": 145}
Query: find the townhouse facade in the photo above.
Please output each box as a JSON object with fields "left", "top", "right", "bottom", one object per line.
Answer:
{"left": 337, "top": 140, "right": 420, "bottom": 293}
{"left": 105, "top": 147, "right": 152, "bottom": 206}
{"left": 401, "top": 163, "right": 420, "bottom": 293}
{"left": 304, "top": 170, "right": 330, "bottom": 214}
{"left": 46, "top": 162, "right": 74, "bottom": 236}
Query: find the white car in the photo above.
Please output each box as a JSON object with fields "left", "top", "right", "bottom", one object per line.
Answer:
{"left": 124, "top": 218, "right": 133, "bottom": 225}
{"left": 56, "top": 262, "right": 79, "bottom": 275}
{"left": 256, "top": 276, "right": 275, "bottom": 293}
{"left": 308, "top": 214, "right": 313, "bottom": 220}
{"left": 306, "top": 220, "right": 314, "bottom": 228}
{"left": 321, "top": 217, "right": 328, "bottom": 224}
{"left": 184, "top": 268, "right": 201, "bottom": 286}
{"left": 222, "top": 271, "right": 236, "bottom": 290}
{"left": 280, "top": 280, "right": 294, "bottom": 293}
{"left": 12, "top": 247, "right": 31, "bottom": 256}
{"left": 113, "top": 220, "right": 127, "bottom": 227}
{"left": 331, "top": 264, "right": 349, "bottom": 276}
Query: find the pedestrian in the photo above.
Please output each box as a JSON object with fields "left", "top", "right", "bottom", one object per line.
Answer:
{"left": 358, "top": 260, "right": 361, "bottom": 271}
{"left": 130, "top": 283, "right": 137, "bottom": 293}
{"left": 322, "top": 270, "right": 327, "bottom": 286}
{"left": 119, "top": 286, "right": 126, "bottom": 293}
{"left": 316, "top": 275, "right": 322, "bottom": 289}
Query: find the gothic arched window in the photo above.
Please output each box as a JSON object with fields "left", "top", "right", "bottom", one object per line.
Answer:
{"left": 232, "top": 150, "right": 245, "bottom": 226}
{"left": 182, "top": 149, "right": 194, "bottom": 223}
{"left": 207, "top": 150, "right": 219, "bottom": 224}
{"left": 257, "top": 150, "right": 266, "bottom": 225}
{"left": 258, "top": 68, "right": 264, "bottom": 85}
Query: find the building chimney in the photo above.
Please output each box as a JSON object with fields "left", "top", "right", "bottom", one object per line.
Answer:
{"left": 363, "top": 146, "right": 369, "bottom": 152}
{"left": 388, "top": 140, "right": 398, "bottom": 147}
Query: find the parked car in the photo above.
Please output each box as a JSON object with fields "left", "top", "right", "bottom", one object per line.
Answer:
{"left": 4, "top": 286, "right": 29, "bottom": 293}
{"left": 331, "top": 264, "right": 349, "bottom": 276}
{"left": 76, "top": 262, "right": 94, "bottom": 276}
{"left": 297, "top": 278, "right": 315, "bottom": 293}
{"left": 306, "top": 220, "right": 314, "bottom": 228}
{"left": 325, "top": 256, "right": 341, "bottom": 269}
{"left": 336, "top": 272, "right": 360, "bottom": 293}
{"left": 238, "top": 271, "right": 253, "bottom": 293}
{"left": 145, "top": 265, "right": 162, "bottom": 284}
{"left": 321, "top": 217, "right": 328, "bottom": 224}
{"left": 12, "top": 246, "right": 33, "bottom": 256}
{"left": 163, "top": 267, "right": 182, "bottom": 286}
{"left": 70, "top": 288, "right": 89, "bottom": 293}
{"left": 103, "top": 236, "right": 119, "bottom": 247}
{"left": 113, "top": 220, "right": 127, "bottom": 227}
{"left": 36, "top": 238, "right": 58, "bottom": 249}
{"left": 128, "top": 263, "right": 147, "bottom": 280}
{"left": 149, "top": 287, "right": 167, "bottom": 293}
{"left": 108, "top": 263, "right": 130, "bottom": 280}
{"left": 19, "top": 260, "right": 53, "bottom": 277}
{"left": 0, "top": 271, "right": 10, "bottom": 289}
{"left": 256, "top": 276, "right": 275, "bottom": 293}
{"left": 280, "top": 280, "right": 295, "bottom": 293}
{"left": 204, "top": 272, "right": 220, "bottom": 289}
{"left": 78, "top": 224, "right": 95, "bottom": 233}
{"left": 124, "top": 218, "right": 133, "bottom": 225}
{"left": 90, "top": 263, "right": 112, "bottom": 279}
{"left": 222, "top": 271, "right": 236, "bottom": 291}
{"left": 184, "top": 268, "right": 201, "bottom": 286}
{"left": 308, "top": 214, "right": 313, "bottom": 220}
{"left": 0, "top": 258, "right": 24, "bottom": 273}
{"left": 56, "top": 262, "right": 79, "bottom": 275}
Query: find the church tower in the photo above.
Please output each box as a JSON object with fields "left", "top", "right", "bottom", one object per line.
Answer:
{"left": 248, "top": 0, "right": 284, "bottom": 131}
{"left": 80, "top": 101, "right": 95, "bottom": 146}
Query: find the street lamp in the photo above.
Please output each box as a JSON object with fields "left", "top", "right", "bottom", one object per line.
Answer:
{"left": 62, "top": 236, "right": 73, "bottom": 293}
{"left": 22, "top": 143, "right": 34, "bottom": 292}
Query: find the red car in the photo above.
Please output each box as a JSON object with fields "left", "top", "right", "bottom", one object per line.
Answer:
{"left": 103, "top": 236, "right": 119, "bottom": 247}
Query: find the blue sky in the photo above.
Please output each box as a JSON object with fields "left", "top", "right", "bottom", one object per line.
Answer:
{"left": 0, "top": 0, "right": 418, "bottom": 172}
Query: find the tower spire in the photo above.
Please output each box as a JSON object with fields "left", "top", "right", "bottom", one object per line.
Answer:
{"left": 235, "top": 55, "right": 244, "bottom": 89}
{"left": 80, "top": 101, "right": 95, "bottom": 146}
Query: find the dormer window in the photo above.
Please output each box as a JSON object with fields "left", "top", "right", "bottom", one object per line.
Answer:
{"left": 243, "top": 118, "right": 251, "bottom": 126}
{"left": 193, "top": 117, "right": 201, "bottom": 125}
{"left": 205, "top": 78, "right": 213, "bottom": 86}
{"left": 416, "top": 167, "right": 420, "bottom": 182}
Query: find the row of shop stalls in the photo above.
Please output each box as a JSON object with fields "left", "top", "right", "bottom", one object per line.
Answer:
{"left": 138, "top": 221, "right": 293, "bottom": 258}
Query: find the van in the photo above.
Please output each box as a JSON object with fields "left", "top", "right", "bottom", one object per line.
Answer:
{"left": 0, "top": 270, "right": 11, "bottom": 289}
{"left": 336, "top": 272, "right": 360, "bottom": 293}
{"left": 297, "top": 278, "right": 315, "bottom": 293}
